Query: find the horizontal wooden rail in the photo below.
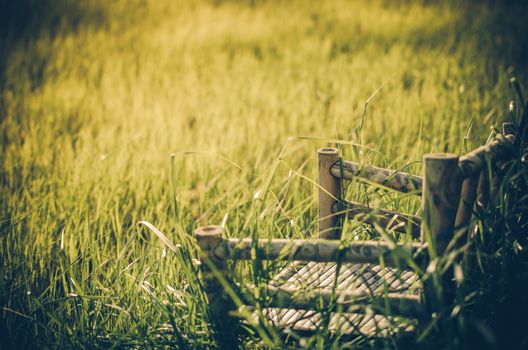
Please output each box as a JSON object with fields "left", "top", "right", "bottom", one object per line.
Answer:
{"left": 243, "top": 285, "right": 423, "bottom": 318}
{"left": 210, "top": 237, "right": 425, "bottom": 268}
{"left": 330, "top": 160, "right": 423, "bottom": 194}
{"left": 458, "top": 133, "right": 515, "bottom": 179}
{"left": 335, "top": 200, "right": 421, "bottom": 237}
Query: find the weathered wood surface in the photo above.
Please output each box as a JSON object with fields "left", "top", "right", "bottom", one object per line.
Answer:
{"left": 330, "top": 160, "right": 423, "bottom": 194}
{"left": 213, "top": 237, "right": 425, "bottom": 267}
{"left": 421, "top": 154, "right": 463, "bottom": 255}
{"left": 421, "top": 154, "right": 463, "bottom": 315}
{"left": 455, "top": 174, "right": 480, "bottom": 229}
{"left": 318, "top": 148, "right": 343, "bottom": 239}
{"left": 272, "top": 262, "right": 420, "bottom": 295}
{"left": 475, "top": 170, "right": 490, "bottom": 211}
{"left": 458, "top": 125, "right": 516, "bottom": 239}
{"left": 335, "top": 199, "right": 421, "bottom": 237}
{"left": 244, "top": 306, "right": 416, "bottom": 336}
{"left": 194, "top": 226, "right": 239, "bottom": 349}
{"left": 457, "top": 133, "right": 516, "bottom": 179}
{"left": 244, "top": 284, "right": 423, "bottom": 318}
{"left": 244, "top": 261, "right": 421, "bottom": 335}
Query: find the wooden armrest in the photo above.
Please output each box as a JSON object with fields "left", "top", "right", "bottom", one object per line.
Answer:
{"left": 207, "top": 236, "right": 425, "bottom": 268}
{"left": 458, "top": 131, "right": 516, "bottom": 179}
{"left": 330, "top": 160, "right": 422, "bottom": 194}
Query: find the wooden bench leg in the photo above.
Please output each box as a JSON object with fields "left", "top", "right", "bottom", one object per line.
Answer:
{"left": 318, "top": 148, "right": 343, "bottom": 239}
{"left": 422, "top": 153, "right": 463, "bottom": 314}
{"left": 195, "top": 225, "right": 240, "bottom": 349}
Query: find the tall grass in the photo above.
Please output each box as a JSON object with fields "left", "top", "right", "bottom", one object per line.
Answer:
{"left": 1, "top": 0, "right": 527, "bottom": 348}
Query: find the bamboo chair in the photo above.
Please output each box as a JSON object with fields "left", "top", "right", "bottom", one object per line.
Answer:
{"left": 194, "top": 123, "right": 516, "bottom": 346}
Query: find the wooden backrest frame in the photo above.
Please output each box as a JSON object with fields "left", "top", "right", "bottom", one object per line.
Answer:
{"left": 318, "top": 122, "right": 516, "bottom": 259}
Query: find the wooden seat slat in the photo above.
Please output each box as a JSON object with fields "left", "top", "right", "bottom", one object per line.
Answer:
{"left": 246, "top": 307, "right": 416, "bottom": 336}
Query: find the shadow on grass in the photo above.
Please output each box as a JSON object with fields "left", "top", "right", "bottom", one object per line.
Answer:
{"left": 0, "top": 0, "right": 106, "bottom": 86}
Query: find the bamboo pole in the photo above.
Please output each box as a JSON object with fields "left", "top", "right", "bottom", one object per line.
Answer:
{"left": 451, "top": 174, "right": 480, "bottom": 261}
{"left": 214, "top": 237, "right": 425, "bottom": 268}
{"left": 474, "top": 123, "right": 516, "bottom": 212}
{"left": 462, "top": 170, "right": 489, "bottom": 273}
{"left": 457, "top": 133, "right": 515, "bottom": 179}
{"left": 330, "top": 160, "right": 423, "bottom": 194}
{"left": 195, "top": 225, "right": 239, "bottom": 349}
{"left": 337, "top": 199, "right": 421, "bottom": 237}
{"left": 454, "top": 174, "right": 479, "bottom": 230}
{"left": 422, "top": 154, "right": 463, "bottom": 315}
{"left": 243, "top": 285, "right": 424, "bottom": 318}
{"left": 464, "top": 124, "right": 516, "bottom": 278}
{"left": 318, "top": 148, "right": 342, "bottom": 239}
{"left": 422, "top": 153, "right": 463, "bottom": 255}
{"left": 475, "top": 170, "right": 490, "bottom": 212}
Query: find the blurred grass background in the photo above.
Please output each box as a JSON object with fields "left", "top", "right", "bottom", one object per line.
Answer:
{"left": 1, "top": 0, "right": 527, "bottom": 348}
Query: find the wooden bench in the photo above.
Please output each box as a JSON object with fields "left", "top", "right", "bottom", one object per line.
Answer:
{"left": 194, "top": 123, "right": 516, "bottom": 348}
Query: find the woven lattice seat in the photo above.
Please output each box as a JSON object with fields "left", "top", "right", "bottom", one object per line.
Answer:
{"left": 255, "top": 308, "right": 416, "bottom": 336}
{"left": 249, "top": 262, "right": 421, "bottom": 335}
{"left": 271, "top": 262, "right": 420, "bottom": 295}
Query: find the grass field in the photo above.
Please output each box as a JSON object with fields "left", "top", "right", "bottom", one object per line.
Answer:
{"left": 1, "top": 0, "right": 528, "bottom": 349}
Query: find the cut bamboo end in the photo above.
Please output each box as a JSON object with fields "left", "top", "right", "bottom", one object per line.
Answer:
{"left": 195, "top": 225, "right": 224, "bottom": 237}
{"left": 318, "top": 147, "right": 342, "bottom": 239}
{"left": 318, "top": 147, "right": 339, "bottom": 156}
{"left": 423, "top": 153, "right": 459, "bottom": 161}
{"left": 195, "top": 225, "right": 224, "bottom": 259}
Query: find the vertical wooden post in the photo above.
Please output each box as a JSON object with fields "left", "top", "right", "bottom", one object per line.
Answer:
{"left": 454, "top": 174, "right": 480, "bottom": 278}
{"left": 455, "top": 175, "right": 479, "bottom": 234}
{"left": 475, "top": 170, "right": 490, "bottom": 211}
{"left": 318, "top": 148, "right": 342, "bottom": 239}
{"left": 422, "top": 153, "right": 463, "bottom": 255}
{"left": 195, "top": 225, "right": 239, "bottom": 349}
{"left": 460, "top": 171, "right": 487, "bottom": 284}
{"left": 422, "top": 154, "right": 463, "bottom": 314}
